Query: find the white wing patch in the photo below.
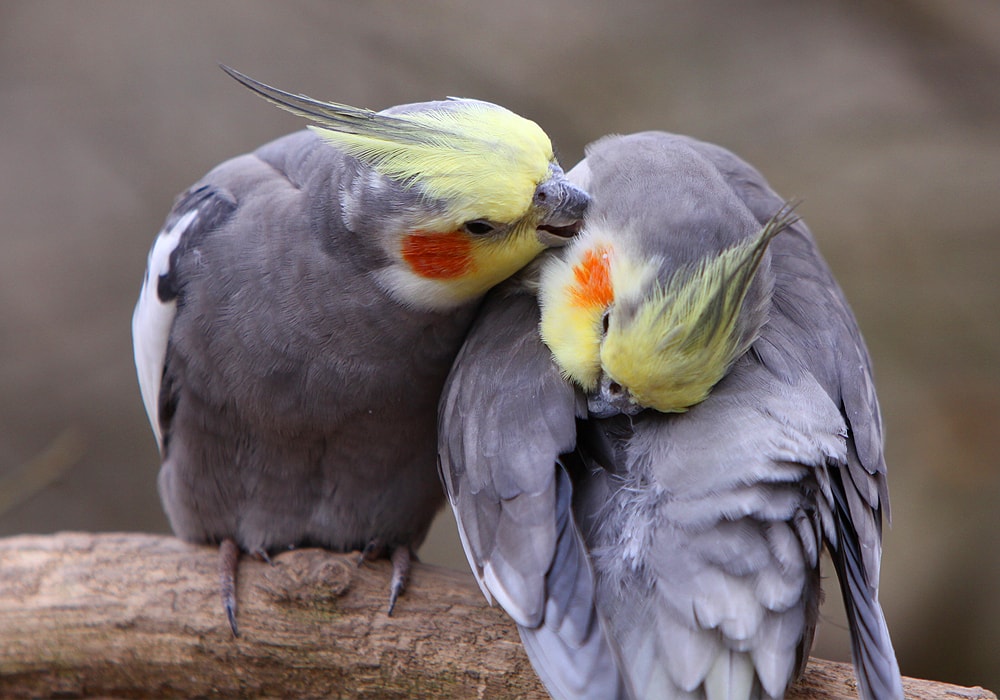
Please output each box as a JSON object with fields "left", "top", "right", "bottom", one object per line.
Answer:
{"left": 131, "top": 208, "right": 198, "bottom": 450}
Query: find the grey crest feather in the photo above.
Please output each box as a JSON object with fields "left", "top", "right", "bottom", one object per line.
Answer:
{"left": 222, "top": 65, "right": 436, "bottom": 143}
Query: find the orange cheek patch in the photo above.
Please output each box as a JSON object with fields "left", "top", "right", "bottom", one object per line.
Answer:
{"left": 401, "top": 231, "right": 475, "bottom": 280}
{"left": 569, "top": 245, "right": 614, "bottom": 309}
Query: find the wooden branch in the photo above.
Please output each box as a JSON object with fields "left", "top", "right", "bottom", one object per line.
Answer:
{"left": 0, "top": 533, "right": 994, "bottom": 699}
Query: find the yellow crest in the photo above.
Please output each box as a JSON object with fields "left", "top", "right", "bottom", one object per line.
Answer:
{"left": 222, "top": 66, "right": 554, "bottom": 224}
{"left": 601, "top": 205, "right": 798, "bottom": 412}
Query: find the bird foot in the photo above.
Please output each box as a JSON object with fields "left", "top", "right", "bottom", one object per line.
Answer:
{"left": 218, "top": 537, "right": 240, "bottom": 637}
{"left": 354, "top": 540, "right": 412, "bottom": 616}
{"left": 387, "top": 546, "right": 413, "bottom": 617}
{"left": 356, "top": 539, "right": 382, "bottom": 567}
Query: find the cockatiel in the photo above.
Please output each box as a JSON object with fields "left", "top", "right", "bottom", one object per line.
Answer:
{"left": 132, "top": 67, "right": 589, "bottom": 635}
{"left": 439, "top": 131, "right": 902, "bottom": 699}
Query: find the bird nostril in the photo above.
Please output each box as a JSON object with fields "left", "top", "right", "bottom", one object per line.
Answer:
{"left": 536, "top": 189, "right": 548, "bottom": 202}
{"left": 608, "top": 381, "right": 622, "bottom": 395}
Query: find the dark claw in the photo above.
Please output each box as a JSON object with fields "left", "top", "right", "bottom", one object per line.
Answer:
{"left": 387, "top": 547, "right": 412, "bottom": 617}
{"left": 357, "top": 539, "right": 380, "bottom": 567}
{"left": 219, "top": 538, "right": 240, "bottom": 637}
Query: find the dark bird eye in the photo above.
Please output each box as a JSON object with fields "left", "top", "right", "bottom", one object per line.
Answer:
{"left": 602, "top": 311, "right": 611, "bottom": 334}
{"left": 463, "top": 220, "right": 496, "bottom": 236}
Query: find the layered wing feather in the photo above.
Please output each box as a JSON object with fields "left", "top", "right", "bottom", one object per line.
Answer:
{"left": 439, "top": 272, "right": 630, "bottom": 700}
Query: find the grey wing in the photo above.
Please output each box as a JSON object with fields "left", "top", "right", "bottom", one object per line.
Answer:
{"left": 438, "top": 274, "right": 630, "bottom": 700}
{"left": 682, "top": 135, "right": 902, "bottom": 699}
{"left": 132, "top": 184, "right": 236, "bottom": 451}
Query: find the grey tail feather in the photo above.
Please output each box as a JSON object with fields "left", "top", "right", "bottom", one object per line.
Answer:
{"left": 517, "top": 467, "right": 633, "bottom": 700}
{"left": 829, "top": 469, "right": 903, "bottom": 700}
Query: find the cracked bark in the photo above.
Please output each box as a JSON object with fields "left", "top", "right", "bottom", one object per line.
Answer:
{"left": 0, "top": 533, "right": 994, "bottom": 699}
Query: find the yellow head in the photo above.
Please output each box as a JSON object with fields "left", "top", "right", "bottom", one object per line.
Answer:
{"left": 223, "top": 66, "right": 589, "bottom": 308}
{"left": 540, "top": 205, "right": 796, "bottom": 413}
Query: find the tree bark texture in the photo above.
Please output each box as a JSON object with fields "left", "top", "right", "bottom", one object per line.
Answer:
{"left": 0, "top": 533, "right": 994, "bottom": 699}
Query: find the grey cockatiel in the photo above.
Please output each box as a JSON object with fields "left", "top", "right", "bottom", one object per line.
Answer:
{"left": 132, "top": 67, "right": 589, "bottom": 634}
{"left": 439, "top": 131, "right": 903, "bottom": 699}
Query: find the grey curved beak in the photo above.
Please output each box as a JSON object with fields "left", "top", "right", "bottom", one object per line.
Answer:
{"left": 534, "top": 165, "right": 591, "bottom": 247}
{"left": 587, "top": 375, "right": 644, "bottom": 419}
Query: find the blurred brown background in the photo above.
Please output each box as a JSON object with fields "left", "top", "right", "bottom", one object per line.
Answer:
{"left": 1, "top": 0, "right": 998, "bottom": 691}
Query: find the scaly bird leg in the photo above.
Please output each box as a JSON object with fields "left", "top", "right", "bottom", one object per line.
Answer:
{"left": 387, "top": 546, "right": 413, "bottom": 617}
{"left": 356, "top": 539, "right": 410, "bottom": 615}
{"left": 219, "top": 537, "right": 240, "bottom": 636}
